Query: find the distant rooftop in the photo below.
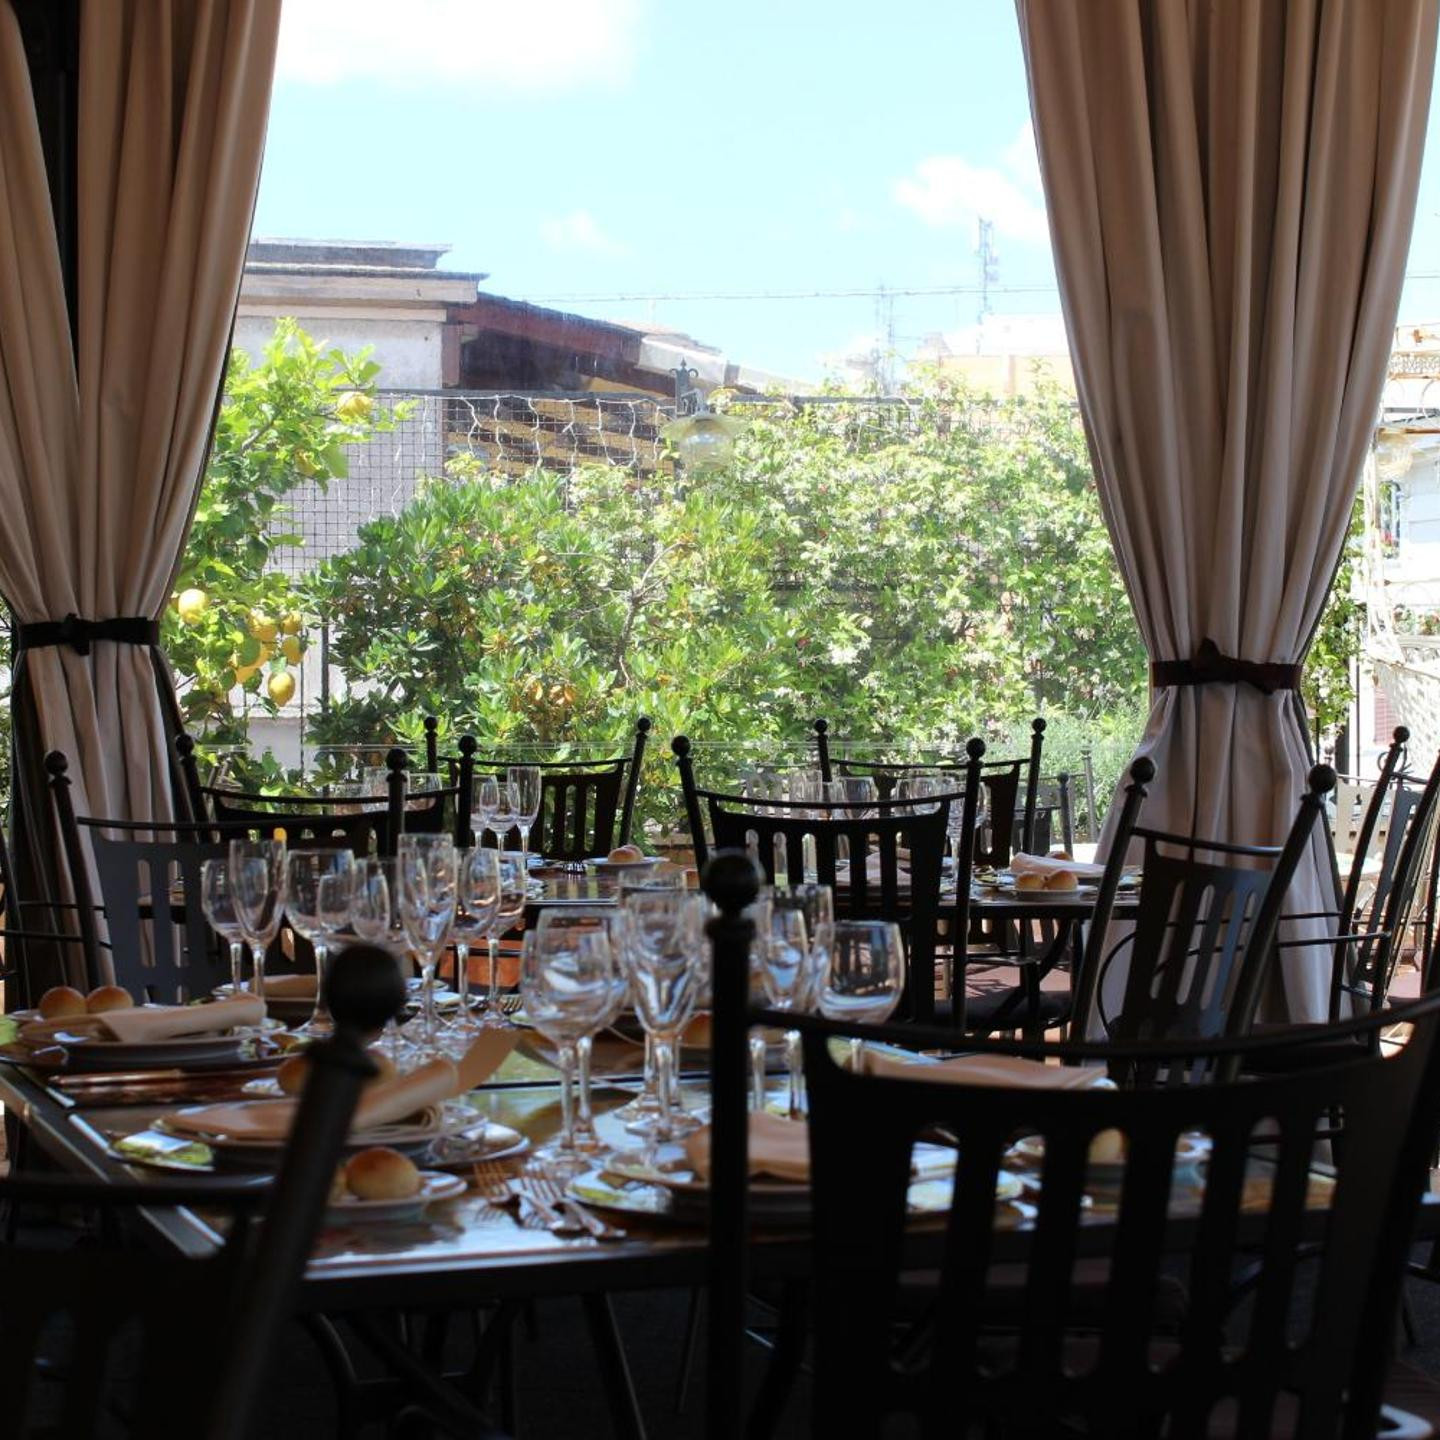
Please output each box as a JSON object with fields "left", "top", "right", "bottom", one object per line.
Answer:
{"left": 245, "top": 238, "right": 488, "bottom": 283}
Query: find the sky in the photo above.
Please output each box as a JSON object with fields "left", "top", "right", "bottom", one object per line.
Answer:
{"left": 254, "top": 0, "right": 1440, "bottom": 386}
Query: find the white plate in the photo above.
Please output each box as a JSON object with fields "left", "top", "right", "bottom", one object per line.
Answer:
{"left": 586, "top": 855, "right": 663, "bottom": 872}
{"left": 53, "top": 1030, "right": 248, "bottom": 1071}
{"left": 1009, "top": 1131, "right": 1208, "bottom": 1180}
{"left": 326, "top": 1170, "right": 467, "bottom": 1224}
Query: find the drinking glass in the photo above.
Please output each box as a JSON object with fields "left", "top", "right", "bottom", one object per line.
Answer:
{"left": 508, "top": 765, "right": 542, "bottom": 871}
{"left": 621, "top": 891, "right": 708, "bottom": 1142}
{"left": 228, "top": 839, "right": 287, "bottom": 1003}
{"left": 473, "top": 776, "right": 499, "bottom": 848}
{"left": 759, "top": 904, "right": 812, "bottom": 1117}
{"left": 200, "top": 858, "right": 247, "bottom": 993}
{"left": 350, "top": 857, "right": 411, "bottom": 1056}
{"left": 821, "top": 920, "right": 906, "bottom": 1072}
{"left": 285, "top": 847, "right": 356, "bottom": 1037}
{"left": 616, "top": 865, "right": 686, "bottom": 900}
{"left": 485, "top": 777, "right": 516, "bottom": 853}
{"left": 397, "top": 836, "right": 457, "bottom": 1050}
{"left": 451, "top": 847, "right": 501, "bottom": 1029}
{"left": 482, "top": 854, "right": 528, "bottom": 1007}
{"left": 521, "top": 925, "right": 615, "bottom": 1173}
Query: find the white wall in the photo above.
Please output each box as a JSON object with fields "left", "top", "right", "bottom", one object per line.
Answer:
{"left": 232, "top": 313, "right": 445, "bottom": 390}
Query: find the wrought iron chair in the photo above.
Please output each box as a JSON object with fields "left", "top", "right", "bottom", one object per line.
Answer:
{"left": 0, "top": 948, "right": 426, "bottom": 1440}
{"left": 1068, "top": 761, "right": 1337, "bottom": 1075}
{"left": 468, "top": 717, "right": 651, "bottom": 860}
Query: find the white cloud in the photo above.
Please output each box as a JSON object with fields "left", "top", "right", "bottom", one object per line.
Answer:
{"left": 893, "top": 121, "right": 1049, "bottom": 247}
{"left": 276, "top": 0, "right": 642, "bottom": 90}
{"left": 539, "top": 210, "right": 629, "bottom": 259}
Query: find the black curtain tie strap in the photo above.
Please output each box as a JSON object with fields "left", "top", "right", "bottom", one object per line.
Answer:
{"left": 1150, "top": 638, "right": 1301, "bottom": 697}
{"left": 16, "top": 614, "right": 160, "bottom": 657}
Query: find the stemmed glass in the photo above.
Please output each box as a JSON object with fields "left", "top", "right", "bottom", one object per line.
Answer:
{"left": 285, "top": 848, "right": 356, "bottom": 1037}
{"left": 200, "top": 858, "right": 247, "bottom": 994}
{"left": 508, "top": 765, "right": 542, "bottom": 871}
{"left": 228, "top": 839, "right": 287, "bottom": 1003}
{"left": 473, "top": 776, "right": 498, "bottom": 848}
{"left": 485, "top": 778, "right": 516, "bottom": 853}
{"left": 758, "top": 903, "right": 812, "bottom": 1117}
{"left": 350, "top": 856, "right": 413, "bottom": 1058}
{"left": 396, "top": 836, "right": 457, "bottom": 1052}
{"left": 450, "top": 848, "right": 501, "bottom": 1030}
{"left": 820, "top": 920, "right": 906, "bottom": 1073}
{"left": 521, "top": 924, "right": 615, "bottom": 1175}
{"left": 621, "top": 891, "right": 708, "bottom": 1142}
{"left": 482, "top": 854, "right": 528, "bottom": 1007}
{"left": 767, "top": 883, "right": 834, "bottom": 1117}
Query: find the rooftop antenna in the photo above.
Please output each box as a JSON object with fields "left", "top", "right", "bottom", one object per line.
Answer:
{"left": 976, "top": 217, "right": 999, "bottom": 328}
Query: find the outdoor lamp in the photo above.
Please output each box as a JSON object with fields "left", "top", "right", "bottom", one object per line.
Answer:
{"left": 1374, "top": 425, "right": 1415, "bottom": 481}
{"left": 662, "top": 365, "right": 746, "bottom": 473}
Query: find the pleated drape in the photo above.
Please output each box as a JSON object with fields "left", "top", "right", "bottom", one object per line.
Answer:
{"left": 0, "top": 0, "right": 281, "bottom": 983}
{"left": 1015, "top": 0, "right": 1438, "bottom": 1019}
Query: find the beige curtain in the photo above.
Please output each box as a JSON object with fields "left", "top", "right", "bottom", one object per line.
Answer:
{"left": 1015, "top": 0, "right": 1438, "bottom": 1020}
{"left": 0, "top": 0, "right": 281, "bottom": 983}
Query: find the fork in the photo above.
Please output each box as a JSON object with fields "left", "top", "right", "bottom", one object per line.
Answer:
{"left": 524, "top": 1173, "right": 627, "bottom": 1241}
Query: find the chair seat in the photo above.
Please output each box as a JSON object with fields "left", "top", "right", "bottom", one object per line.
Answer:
{"left": 934, "top": 985, "right": 1072, "bottom": 1034}
{"left": 1240, "top": 1020, "right": 1369, "bottom": 1074}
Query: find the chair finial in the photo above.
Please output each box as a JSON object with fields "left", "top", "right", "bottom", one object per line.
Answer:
{"left": 325, "top": 943, "right": 407, "bottom": 1035}
{"left": 635, "top": 716, "right": 652, "bottom": 735}
{"left": 702, "top": 849, "right": 761, "bottom": 916}
{"left": 1032, "top": 716, "right": 1047, "bottom": 735}
{"left": 1307, "top": 763, "right": 1337, "bottom": 799}
{"left": 458, "top": 734, "right": 477, "bottom": 757}
{"left": 44, "top": 750, "right": 69, "bottom": 780}
{"left": 965, "top": 736, "right": 986, "bottom": 761}
{"left": 1395, "top": 725, "right": 1411, "bottom": 745}
{"left": 672, "top": 734, "right": 692, "bottom": 759}
{"left": 813, "top": 718, "right": 828, "bottom": 736}
{"left": 1130, "top": 756, "right": 1156, "bottom": 785}
{"left": 386, "top": 747, "right": 407, "bottom": 774}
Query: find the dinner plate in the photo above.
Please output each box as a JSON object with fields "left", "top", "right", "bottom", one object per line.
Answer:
{"left": 326, "top": 1171, "right": 467, "bottom": 1224}
{"left": 997, "top": 885, "right": 1094, "bottom": 903}
{"left": 586, "top": 855, "right": 663, "bottom": 872}
{"left": 1008, "top": 1130, "right": 1208, "bottom": 1181}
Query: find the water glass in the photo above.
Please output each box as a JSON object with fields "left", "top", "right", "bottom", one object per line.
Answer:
{"left": 481, "top": 853, "right": 528, "bottom": 1003}
{"left": 473, "top": 776, "right": 498, "bottom": 848}
{"left": 821, "top": 919, "right": 906, "bottom": 1072}
{"left": 508, "top": 765, "right": 543, "bottom": 869}
{"left": 397, "top": 836, "right": 457, "bottom": 1050}
{"left": 228, "top": 839, "right": 287, "bottom": 1003}
{"left": 521, "top": 925, "right": 615, "bottom": 1174}
{"left": 285, "top": 847, "right": 356, "bottom": 1037}
{"left": 451, "top": 847, "right": 502, "bottom": 1028}
{"left": 200, "top": 858, "right": 247, "bottom": 993}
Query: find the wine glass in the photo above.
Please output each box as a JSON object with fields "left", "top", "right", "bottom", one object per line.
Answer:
{"left": 285, "top": 847, "right": 356, "bottom": 1038}
{"left": 228, "top": 839, "right": 287, "bottom": 1003}
{"left": 621, "top": 890, "right": 708, "bottom": 1142}
{"left": 521, "top": 924, "right": 615, "bottom": 1174}
{"left": 480, "top": 853, "right": 528, "bottom": 1010}
{"left": 473, "top": 776, "right": 498, "bottom": 848}
{"left": 396, "top": 836, "right": 457, "bottom": 1052}
{"left": 349, "top": 857, "right": 410, "bottom": 1056}
{"left": 508, "top": 765, "right": 542, "bottom": 871}
{"left": 820, "top": 920, "right": 906, "bottom": 1072}
{"left": 451, "top": 847, "right": 501, "bottom": 1030}
{"left": 200, "top": 858, "right": 247, "bottom": 994}
{"left": 759, "top": 902, "right": 812, "bottom": 1117}
{"left": 486, "top": 777, "right": 516, "bottom": 854}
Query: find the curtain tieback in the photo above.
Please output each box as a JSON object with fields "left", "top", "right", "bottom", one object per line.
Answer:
{"left": 1150, "top": 638, "right": 1301, "bottom": 696}
{"left": 16, "top": 614, "right": 160, "bottom": 658}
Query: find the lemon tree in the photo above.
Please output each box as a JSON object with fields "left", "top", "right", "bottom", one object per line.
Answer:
{"left": 165, "top": 319, "right": 401, "bottom": 736}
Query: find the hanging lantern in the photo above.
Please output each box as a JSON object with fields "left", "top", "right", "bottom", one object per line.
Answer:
{"left": 660, "top": 410, "right": 747, "bottom": 472}
{"left": 1374, "top": 425, "right": 1415, "bottom": 481}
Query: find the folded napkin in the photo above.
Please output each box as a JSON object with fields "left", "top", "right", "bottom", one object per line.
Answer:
{"left": 864, "top": 1049, "right": 1113, "bottom": 1090}
{"left": 20, "top": 995, "right": 265, "bottom": 1047}
{"left": 1009, "top": 852, "right": 1107, "bottom": 882}
{"left": 686, "top": 1112, "right": 810, "bottom": 1184}
{"left": 255, "top": 974, "right": 317, "bottom": 999}
{"left": 162, "top": 1031, "right": 518, "bottom": 1144}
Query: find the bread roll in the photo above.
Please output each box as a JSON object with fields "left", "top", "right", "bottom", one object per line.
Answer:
{"left": 38, "top": 986, "right": 87, "bottom": 1020}
{"left": 1089, "top": 1129, "right": 1126, "bottom": 1166}
{"left": 1044, "top": 869, "right": 1079, "bottom": 892}
{"left": 1013, "top": 873, "right": 1046, "bottom": 893}
{"left": 276, "top": 1055, "right": 310, "bottom": 1096}
{"left": 85, "top": 985, "right": 132, "bottom": 1014}
{"left": 607, "top": 844, "right": 646, "bottom": 864}
{"left": 345, "top": 1146, "right": 421, "bottom": 1200}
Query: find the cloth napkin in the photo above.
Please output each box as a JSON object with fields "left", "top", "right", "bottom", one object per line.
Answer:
{"left": 864, "top": 1049, "right": 1113, "bottom": 1090}
{"left": 685, "top": 1112, "right": 810, "bottom": 1184}
{"left": 20, "top": 995, "right": 265, "bottom": 1047}
{"left": 161, "top": 1031, "right": 518, "bottom": 1143}
{"left": 1009, "top": 852, "right": 1107, "bottom": 882}
{"left": 254, "top": 974, "right": 317, "bottom": 999}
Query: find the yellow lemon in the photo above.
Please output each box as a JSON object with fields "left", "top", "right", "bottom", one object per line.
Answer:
{"left": 176, "top": 588, "right": 208, "bottom": 625}
{"left": 233, "top": 661, "right": 260, "bottom": 686}
{"left": 280, "top": 612, "right": 303, "bottom": 636}
{"left": 267, "top": 670, "right": 296, "bottom": 706}
{"left": 248, "top": 611, "right": 278, "bottom": 643}
{"left": 281, "top": 636, "right": 303, "bottom": 664}
{"left": 335, "top": 391, "right": 372, "bottom": 423}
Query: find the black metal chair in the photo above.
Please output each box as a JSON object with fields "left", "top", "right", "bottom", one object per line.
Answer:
{"left": 470, "top": 718, "right": 651, "bottom": 861}
{"left": 0, "top": 948, "right": 412, "bottom": 1440}
{"left": 678, "top": 735, "right": 961, "bottom": 1021}
{"left": 1069, "top": 761, "right": 1337, "bottom": 1075}
{"left": 783, "top": 997, "right": 1440, "bottom": 1439}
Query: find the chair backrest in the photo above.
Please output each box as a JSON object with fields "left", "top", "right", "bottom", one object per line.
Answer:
{"left": 1071, "top": 761, "right": 1336, "bottom": 1067}
{"left": 698, "top": 772, "right": 963, "bottom": 1022}
{"left": 791, "top": 997, "right": 1440, "bottom": 1439}
{"left": 1333, "top": 726, "right": 1410, "bottom": 907}
{"left": 468, "top": 719, "right": 650, "bottom": 859}
{"left": 0, "top": 947, "right": 402, "bottom": 1440}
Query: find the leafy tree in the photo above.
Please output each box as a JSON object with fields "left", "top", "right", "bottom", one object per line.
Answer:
{"left": 163, "top": 319, "right": 398, "bottom": 737}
